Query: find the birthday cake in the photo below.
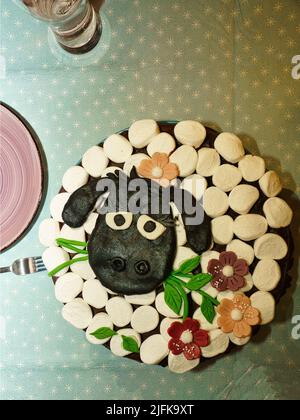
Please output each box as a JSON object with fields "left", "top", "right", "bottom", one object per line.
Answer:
{"left": 40, "top": 120, "right": 293, "bottom": 373}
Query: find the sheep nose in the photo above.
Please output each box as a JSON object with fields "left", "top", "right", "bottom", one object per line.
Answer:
{"left": 134, "top": 260, "right": 150, "bottom": 275}
{"left": 111, "top": 257, "right": 126, "bottom": 272}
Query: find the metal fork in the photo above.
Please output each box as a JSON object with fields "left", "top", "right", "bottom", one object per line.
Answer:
{"left": 0, "top": 256, "right": 46, "bottom": 275}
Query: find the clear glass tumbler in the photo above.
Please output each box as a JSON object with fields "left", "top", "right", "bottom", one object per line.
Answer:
{"left": 17, "top": 0, "right": 102, "bottom": 55}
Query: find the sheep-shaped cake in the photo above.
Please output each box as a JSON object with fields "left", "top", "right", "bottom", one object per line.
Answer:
{"left": 40, "top": 120, "right": 293, "bottom": 373}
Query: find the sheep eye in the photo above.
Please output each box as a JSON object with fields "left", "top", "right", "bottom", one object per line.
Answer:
{"left": 106, "top": 212, "right": 133, "bottom": 230}
{"left": 137, "top": 215, "right": 166, "bottom": 240}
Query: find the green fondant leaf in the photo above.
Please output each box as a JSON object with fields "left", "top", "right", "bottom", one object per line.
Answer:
{"left": 90, "top": 327, "right": 117, "bottom": 340}
{"left": 167, "top": 277, "right": 189, "bottom": 320}
{"left": 177, "top": 255, "right": 201, "bottom": 274}
{"left": 201, "top": 296, "right": 216, "bottom": 324}
{"left": 174, "top": 284, "right": 189, "bottom": 320}
{"left": 185, "top": 273, "right": 213, "bottom": 291}
{"left": 164, "top": 282, "right": 182, "bottom": 315}
{"left": 122, "top": 335, "right": 140, "bottom": 353}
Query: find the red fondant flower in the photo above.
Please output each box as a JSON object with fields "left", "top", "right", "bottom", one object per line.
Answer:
{"left": 207, "top": 251, "right": 248, "bottom": 292}
{"left": 167, "top": 318, "right": 209, "bottom": 360}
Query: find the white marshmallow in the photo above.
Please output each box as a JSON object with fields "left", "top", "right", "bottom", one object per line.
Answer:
{"left": 229, "top": 185, "right": 259, "bottom": 214}
{"left": 83, "top": 212, "right": 98, "bottom": 235}
{"left": 254, "top": 233, "right": 288, "bottom": 260}
{"left": 212, "top": 164, "right": 242, "bottom": 192}
{"left": 86, "top": 313, "right": 114, "bottom": 345}
{"left": 155, "top": 292, "right": 183, "bottom": 318}
{"left": 147, "top": 132, "right": 176, "bottom": 156}
{"left": 104, "top": 134, "right": 133, "bottom": 163}
{"left": 82, "top": 146, "right": 109, "bottom": 178}
{"left": 101, "top": 166, "right": 124, "bottom": 178}
{"left": 196, "top": 148, "right": 221, "bottom": 177}
{"left": 50, "top": 193, "right": 71, "bottom": 223}
{"left": 203, "top": 187, "right": 229, "bottom": 218}
{"left": 160, "top": 318, "right": 182, "bottom": 342}
{"left": 174, "top": 120, "right": 206, "bottom": 148}
{"left": 105, "top": 297, "right": 133, "bottom": 328}
{"left": 55, "top": 273, "right": 83, "bottom": 303}
{"left": 226, "top": 239, "right": 255, "bottom": 265}
{"left": 239, "top": 273, "right": 254, "bottom": 293}
{"left": 180, "top": 174, "right": 207, "bottom": 200}
{"left": 62, "top": 298, "right": 93, "bottom": 329}
{"left": 263, "top": 197, "right": 293, "bottom": 228}
{"left": 259, "top": 171, "right": 282, "bottom": 198}
{"left": 217, "top": 290, "right": 235, "bottom": 301}
{"left": 110, "top": 328, "right": 141, "bottom": 357}
{"left": 42, "top": 246, "right": 70, "bottom": 277}
{"left": 39, "top": 218, "right": 60, "bottom": 247}
{"left": 253, "top": 259, "right": 281, "bottom": 292}
{"left": 211, "top": 215, "right": 234, "bottom": 245}
{"left": 60, "top": 225, "right": 86, "bottom": 253}
{"left": 123, "top": 153, "right": 150, "bottom": 176}
{"left": 70, "top": 253, "right": 96, "bottom": 280}
{"left": 233, "top": 214, "right": 268, "bottom": 241}
{"left": 238, "top": 155, "right": 265, "bottom": 182}
{"left": 200, "top": 250, "right": 220, "bottom": 272}
{"left": 169, "top": 145, "right": 198, "bottom": 177}
{"left": 173, "top": 246, "right": 197, "bottom": 270}
{"left": 128, "top": 119, "right": 160, "bottom": 148}
{"left": 228, "top": 333, "right": 250, "bottom": 346}
{"left": 131, "top": 306, "right": 160, "bottom": 334}
{"left": 62, "top": 166, "right": 89, "bottom": 193}
{"left": 214, "top": 132, "right": 245, "bottom": 163}
{"left": 82, "top": 279, "right": 108, "bottom": 309}
{"left": 140, "top": 334, "right": 169, "bottom": 365}
{"left": 193, "top": 307, "right": 219, "bottom": 331}
{"left": 125, "top": 291, "right": 156, "bottom": 306}
{"left": 201, "top": 329, "right": 230, "bottom": 358}
{"left": 168, "top": 352, "right": 200, "bottom": 373}
{"left": 250, "top": 291, "right": 275, "bottom": 325}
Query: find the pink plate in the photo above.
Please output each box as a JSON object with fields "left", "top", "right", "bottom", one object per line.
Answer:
{"left": 0, "top": 104, "right": 44, "bottom": 252}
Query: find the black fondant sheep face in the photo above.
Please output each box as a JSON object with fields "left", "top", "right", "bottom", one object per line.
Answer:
{"left": 62, "top": 170, "right": 211, "bottom": 295}
{"left": 88, "top": 211, "right": 177, "bottom": 295}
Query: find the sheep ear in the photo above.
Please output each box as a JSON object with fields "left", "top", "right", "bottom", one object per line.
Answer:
{"left": 62, "top": 180, "right": 105, "bottom": 228}
{"left": 129, "top": 166, "right": 139, "bottom": 180}
{"left": 177, "top": 190, "right": 211, "bottom": 255}
{"left": 182, "top": 211, "right": 212, "bottom": 255}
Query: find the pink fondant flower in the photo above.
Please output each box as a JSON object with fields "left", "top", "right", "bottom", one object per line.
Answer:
{"left": 167, "top": 318, "right": 209, "bottom": 360}
{"left": 207, "top": 251, "right": 248, "bottom": 292}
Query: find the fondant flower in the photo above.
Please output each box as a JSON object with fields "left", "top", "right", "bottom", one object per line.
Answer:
{"left": 217, "top": 294, "right": 260, "bottom": 338}
{"left": 167, "top": 318, "right": 209, "bottom": 360}
{"left": 138, "top": 152, "right": 179, "bottom": 186}
{"left": 207, "top": 251, "right": 248, "bottom": 292}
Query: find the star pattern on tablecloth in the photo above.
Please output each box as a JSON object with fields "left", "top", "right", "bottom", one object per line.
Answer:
{"left": 0, "top": 0, "right": 300, "bottom": 400}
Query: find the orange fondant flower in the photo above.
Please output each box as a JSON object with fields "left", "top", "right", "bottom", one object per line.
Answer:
{"left": 138, "top": 152, "right": 179, "bottom": 186}
{"left": 217, "top": 294, "right": 260, "bottom": 338}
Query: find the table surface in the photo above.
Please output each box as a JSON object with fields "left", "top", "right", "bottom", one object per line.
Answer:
{"left": 0, "top": 0, "right": 300, "bottom": 400}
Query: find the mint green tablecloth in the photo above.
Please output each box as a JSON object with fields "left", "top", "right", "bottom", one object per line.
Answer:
{"left": 0, "top": 0, "right": 299, "bottom": 400}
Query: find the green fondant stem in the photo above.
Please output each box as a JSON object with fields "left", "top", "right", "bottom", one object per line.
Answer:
{"left": 56, "top": 238, "right": 88, "bottom": 247}
{"left": 48, "top": 256, "right": 89, "bottom": 277}
{"left": 55, "top": 240, "right": 88, "bottom": 255}
{"left": 198, "top": 290, "right": 219, "bottom": 306}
